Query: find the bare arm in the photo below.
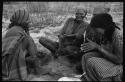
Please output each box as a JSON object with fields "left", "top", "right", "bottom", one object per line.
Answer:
{"left": 60, "top": 18, "right": 70, "bottom": 35}
{"left": 81, "top": 38, "right": 123, "bottom": 65}
{"left": 98, "top": 31, "right": 123, "bottom": 65}
{"left": 98, "top": 44, "right": 122, "bottom": 65}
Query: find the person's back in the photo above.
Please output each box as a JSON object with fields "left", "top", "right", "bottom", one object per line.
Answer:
{"left": 5, "top": 25, "right": 38, "bottom": 58}
{"left": 2, "top": 26, "right": 29, "bottom": 81}
{"left": 2, "top": 9, "right": 41, "bottom": 81}
{"left": 5, "top": 25, "right": 37, "bottom": 57}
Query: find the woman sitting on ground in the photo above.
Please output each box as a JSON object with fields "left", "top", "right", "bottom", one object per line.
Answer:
{"left": 80, "top": 13, "right": 123, "bottom": 81}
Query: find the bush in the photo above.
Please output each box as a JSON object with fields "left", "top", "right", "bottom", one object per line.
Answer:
{"left": 30, "top": 12, "right": 67, "bottom": 28}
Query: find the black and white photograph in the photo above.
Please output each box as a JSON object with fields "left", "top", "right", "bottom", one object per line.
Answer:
{"left": 2, "top": 2, "right": 123, "bottom": 81}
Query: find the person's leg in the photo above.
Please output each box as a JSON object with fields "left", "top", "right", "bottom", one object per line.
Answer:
{"left": 81, "top": 52, "right": 102, "bottom": 81}
{"left": 39, "top": 37, "right": 59, "bottom": 54}
{"left": 81, "top": 52, "right": 101, "bottom": 73}
{"left": 60, "top": 46, "right": 83, "bottom": 74}
{"left": 82, "top": 56, "right": 123, "bottom": 81}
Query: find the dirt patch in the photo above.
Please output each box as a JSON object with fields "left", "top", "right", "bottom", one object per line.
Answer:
{"left": 27, "top": 56, "right": 78, "bottom": 81}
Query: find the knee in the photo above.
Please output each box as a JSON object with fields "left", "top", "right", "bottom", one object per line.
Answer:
{"left": 81, "top": 52, "right": 99, "bottom": 67}
{"left": 39, "top": 37, "right": 42, "bottom": 43}
{"left": 39, "top": 37, "right": 46, "bottom": 44}
{"left": 82, "top": 52, "right": 94, "bottom": 60}
{"left": 82, "top": 52, "right": 99, "bottom": 60}
{"left": 81, "top": 53, "right": 95, "bottom": 72}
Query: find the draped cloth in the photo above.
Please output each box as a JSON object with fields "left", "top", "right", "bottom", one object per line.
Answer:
{"left": 2, "top": 32, "right": 28, "bottom": 81}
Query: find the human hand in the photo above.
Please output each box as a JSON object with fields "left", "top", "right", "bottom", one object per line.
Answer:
{"left": 80, "top": 38, "right": 100, "bottom": 52}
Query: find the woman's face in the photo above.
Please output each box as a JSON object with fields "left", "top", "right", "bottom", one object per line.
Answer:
{"left": 95, "top": 28, "right": 105, "bottom": 35}
{"left": 75, "top": 13, "right": 85, "bottom": 21}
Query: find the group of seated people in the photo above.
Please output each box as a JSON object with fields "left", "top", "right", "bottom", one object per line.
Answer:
{"left": 2, "top": 6, "right": 123, "bottom": 81}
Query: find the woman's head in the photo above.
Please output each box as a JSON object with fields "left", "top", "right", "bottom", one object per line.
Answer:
{"left": 75, "top": 8, "right": 87, "bottom": 21}
{"left": 90, "top": 13, "right": 120, "bottom": 42}
{"left": 9, "top": 9, "right": 30, "bottom": 31}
